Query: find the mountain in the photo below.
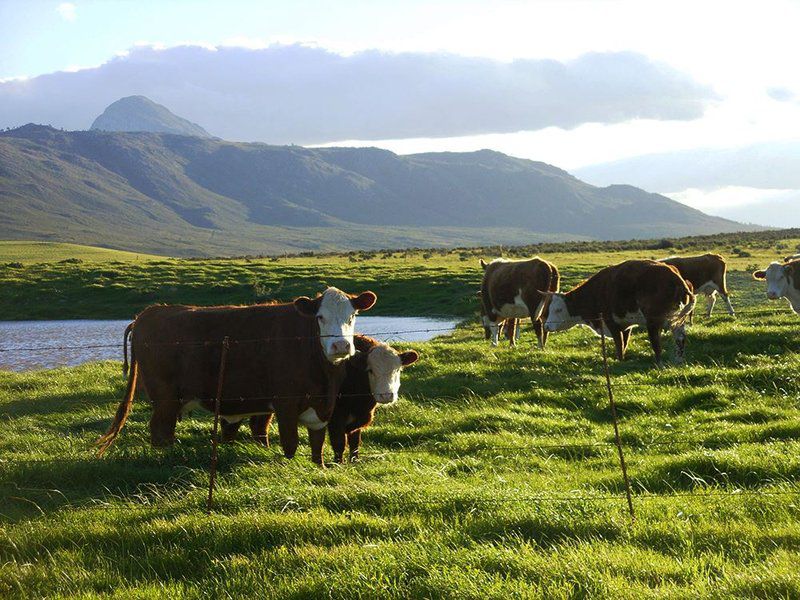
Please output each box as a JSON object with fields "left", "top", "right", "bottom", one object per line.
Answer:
{"left": 90, "top": 96, "right": 212, "bottom": 138}
{"left": 0, "top": 125, "right": 756, "bottom": 256}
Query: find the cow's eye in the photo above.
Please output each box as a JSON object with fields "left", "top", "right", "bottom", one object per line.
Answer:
{"left": 317, "top": 315, "right": 324, "bottom": 322}
{"left": 366, "top": 369, "right": 373, "bottom": 375}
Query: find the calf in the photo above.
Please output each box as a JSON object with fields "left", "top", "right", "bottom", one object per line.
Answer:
{"left": 97, "top": 287, "right": 377, "bottom": 466}
{"left": 232, "top": 335, "right": 419, "bottom": 463}
{"left": 753, "top": 259, "right": 800, "bottom": 314}
{"left": 543, "top": 260, "right": 696, "bottom": 364}
{"left": 479, "top": 257, "right": 560, "bottom": 349}
{"left": 659, "top": 253, "right": 734, "bottom": 320}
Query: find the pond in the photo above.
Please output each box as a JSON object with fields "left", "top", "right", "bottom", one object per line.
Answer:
{"left": 0, "top": 317, "right": 460, "bottom": 372}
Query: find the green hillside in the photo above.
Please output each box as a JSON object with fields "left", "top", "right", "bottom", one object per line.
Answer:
{"left": 0, "top": 125, "right": 755, "bottom": 257}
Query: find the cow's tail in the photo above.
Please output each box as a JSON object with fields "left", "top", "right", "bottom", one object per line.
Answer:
{"left": 122, "top": 321, "right": 134, "bottom": 376}
{"left": 671, "top": 280, "right": 696, "bottom": 327}
{"left": 96, "top": 359, "right": 138, "bottom": 456}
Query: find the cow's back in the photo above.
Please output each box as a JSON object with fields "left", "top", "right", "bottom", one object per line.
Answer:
{"left": 661, "top": 254, "right": 726, "bottom": 290}
{"left": 131, "top": 303, "right": 328, "bottom": 410}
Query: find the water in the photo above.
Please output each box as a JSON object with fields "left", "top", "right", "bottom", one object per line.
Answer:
{"left": 0, "top": 317, "right": 459, "bottom": 372}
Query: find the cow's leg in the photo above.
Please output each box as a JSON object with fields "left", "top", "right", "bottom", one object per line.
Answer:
{"left": 488, "top": 320, "right": 500, "bottom": 346}
{"left": 705, "top": 291, "right": 717, "bottom": 318}
{"left": 621, "top": 328, "right": 632, "bottom": 355}
{"left": 308, "top": 427, "right": 327, "bottom": 467}
{"left": 146, "top": 382, "right": 180, "bottom": 448}
{"left": 220, "top": 418, "right": 243, "bottom": 443}
{"left": 348, "top": 429, "right": 363, "bottom": 462}
{"left": 720, "top": 292, "right": 735, "bottom": 318}
{"left": 646, "top": 321, "right": 664, "bottom": 366}
{"left": 533, "top": 319, "right": 548, "bottom": 349}
{"left": 276, "top": 408, "right": 299, "bottom": 459}
{"left": 604, "top": 321, "right": 626, "bottom": 360}
{"left": 249, "top": 414, "right": 272, "bottom": 447}
{"left": 506, "top": 319, "right": 518, "bottom": 347}
{"left": 328, "top": 423, "right": 347, "bottom": 464}
{"left": 671, "top": 323, "right": 687, "bottom": 365}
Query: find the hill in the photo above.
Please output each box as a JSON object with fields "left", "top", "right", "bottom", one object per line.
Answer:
{"left": 90, "top": 96, "right": 211, "bottom": 138}
{"left": 0, "top": 125, "right": 756, "bottom": 256}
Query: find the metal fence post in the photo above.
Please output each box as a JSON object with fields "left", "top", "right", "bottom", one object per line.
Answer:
{"left": 207, "top": 336, "right": 230, "bottom": 513}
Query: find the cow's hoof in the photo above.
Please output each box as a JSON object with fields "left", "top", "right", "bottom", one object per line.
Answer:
{"left": 349, "top": 454, "right": 360, "bottom": 463}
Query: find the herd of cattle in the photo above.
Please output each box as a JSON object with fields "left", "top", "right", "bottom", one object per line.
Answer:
{"left": 96, "top": 253, "right": 800, "bottom": 465}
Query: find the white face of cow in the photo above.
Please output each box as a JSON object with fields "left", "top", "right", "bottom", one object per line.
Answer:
{"left": 543, "top": 293, "right": 577, "bottom": 332}
{"left": 754, "top": 262, "right": 800, "bottom": 313}
{"left": 366, "top": 345, "right": 419, "bottom": 404}
{"left": 295, "top": 287, "right": 377, "bottom": 364}
{"left": 755, "top": 262, "right": 790, "bottom": 300}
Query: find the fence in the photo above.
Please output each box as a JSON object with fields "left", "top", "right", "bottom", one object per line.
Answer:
{"left": 1, "top": 306, "right": 799, "bottom": 517}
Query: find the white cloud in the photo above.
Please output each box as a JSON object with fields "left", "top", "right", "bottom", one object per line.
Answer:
{"left": 668, "top": 187, "right": 800, "bottom": 227}
{"left": 56, "top": 2, "right": 76, "bottom": 22}
{"left": 0, "top": 44, "right": 715, "bottom": 144}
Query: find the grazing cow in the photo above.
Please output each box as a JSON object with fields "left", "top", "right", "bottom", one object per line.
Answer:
{"left": 229, "top": 335, "right": 419, "bottom": 463}
{"left": 479, "top": 257, "right": 560, "bottom": 349}
{"left": 97, "top": 287, "right": 377, "bottom": 466}
{"left": 659, "top": 253, "right": 735, "bottom": 320}
{"left": 543, "top": 260, "right": 696, "bottom": 364}
{"left": 753, "top": 259, "right": 800, "bottom": 314}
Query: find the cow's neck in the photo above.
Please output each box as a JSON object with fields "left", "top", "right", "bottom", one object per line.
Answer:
{"left": 563, "top": 285, "right": 599, "bottom": 325}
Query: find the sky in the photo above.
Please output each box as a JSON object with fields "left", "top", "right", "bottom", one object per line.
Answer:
{"left": 1, "top": 0, "right": 798, "bottom": 226}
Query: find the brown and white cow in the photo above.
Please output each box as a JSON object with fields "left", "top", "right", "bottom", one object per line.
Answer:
{"left": 543, "top": 260, "right": 696, "bottom": 364}
{"left": 659, "top": 253, "right": 734, "bottom": 320}
{"left": 479, "top": 257, "right": 560, "bottom": 349}
{"left": 753, "top": 259, "right": 800, "bottom": 314}
{"left": 97, "top": 287, "right": 377, "bottom": 466}
{"left": 230, "top": 335, "right": 419, "bottom": 463}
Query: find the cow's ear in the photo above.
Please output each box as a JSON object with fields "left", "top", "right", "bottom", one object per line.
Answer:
{"left": 479, "top": 259, "right": 488, "bottom": 270}
{"left": 293, "top": 296, "right": 320, "bottom": 317}
{"left": 399, "top": 350, "right": 419, "bottom": 366}
{"left": 753, "top": 270, "right": 767, "bottom": 280}
{"left": 351, "top": 291, "right": 377, "bottom": 311}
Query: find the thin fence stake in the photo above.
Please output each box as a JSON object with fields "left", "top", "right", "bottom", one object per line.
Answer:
{"left": 207, "top": 336, "right": 230, "bottom": 513}
{"left": 599, "top": 315, "right": 636, "bottom": 522}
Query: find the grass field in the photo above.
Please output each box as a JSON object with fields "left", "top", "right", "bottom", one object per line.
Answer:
{"left": 1, "top": 230, "right": 798, "bottom": 320}
{"left": 0, "top": 241, "right": 163, "bottom": 265}
{"left": 1, "top": 232, "right": 800, "bottom": 597}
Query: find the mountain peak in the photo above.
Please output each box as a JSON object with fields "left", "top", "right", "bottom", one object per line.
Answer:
{"left": 90, "top": 96, "right": 211, "bottom": 138}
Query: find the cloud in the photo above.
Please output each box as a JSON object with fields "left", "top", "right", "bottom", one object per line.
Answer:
{"left": 0, "top": 44, "right": 716, "bottom": 144}
{"left": 668, "top": 187, "right": 800, "bottom": 228}
{"left": 575, "top": 139, "right": 800, "bottom": 192}
{"left": 56, "top": 2, "right": 76, "bottom": 22}
{"left": 767, "top": 86, "right": 796, "bottom": 102}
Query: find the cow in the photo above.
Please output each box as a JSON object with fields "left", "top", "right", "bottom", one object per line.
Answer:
{"left": 543, "top": 260, "right": 696, "bottom": 364}
{"left": 753, "top": 259, "right": 800, "bottom": 314}
{"left": 96, "top": 287, "right": 377, "bottom": 466}
{"left": 226, "top": 335, "right": 419, "bottom": 463}
{"left": 784, "top": 254, "right": 800, "bottom": 262}
{"left": 659, "top": 253, "right": 734, "bottom": 321}
{"left": 479, "top": 257, "right": 560, "bottom": 349}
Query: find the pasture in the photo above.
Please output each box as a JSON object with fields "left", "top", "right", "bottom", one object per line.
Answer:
{"left": 1, "top": 232, "right": 800, "bottom": 597}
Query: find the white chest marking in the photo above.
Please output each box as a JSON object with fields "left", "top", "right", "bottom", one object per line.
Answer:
{"left": 496, "top": 292, "right": 529, "bottom": 319}
{"left": 298, "top": 407, "right": 328, "bottom": 430}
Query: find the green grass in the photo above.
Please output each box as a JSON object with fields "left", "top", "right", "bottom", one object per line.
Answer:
{"left": 1, "top": 231, "right": 798, "bottom": 320}
{"left": 0, "top": 241, "right": 163, "bottom": 265}
{"left": 2, "top": 235, "right": 800, "bottom": 597}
